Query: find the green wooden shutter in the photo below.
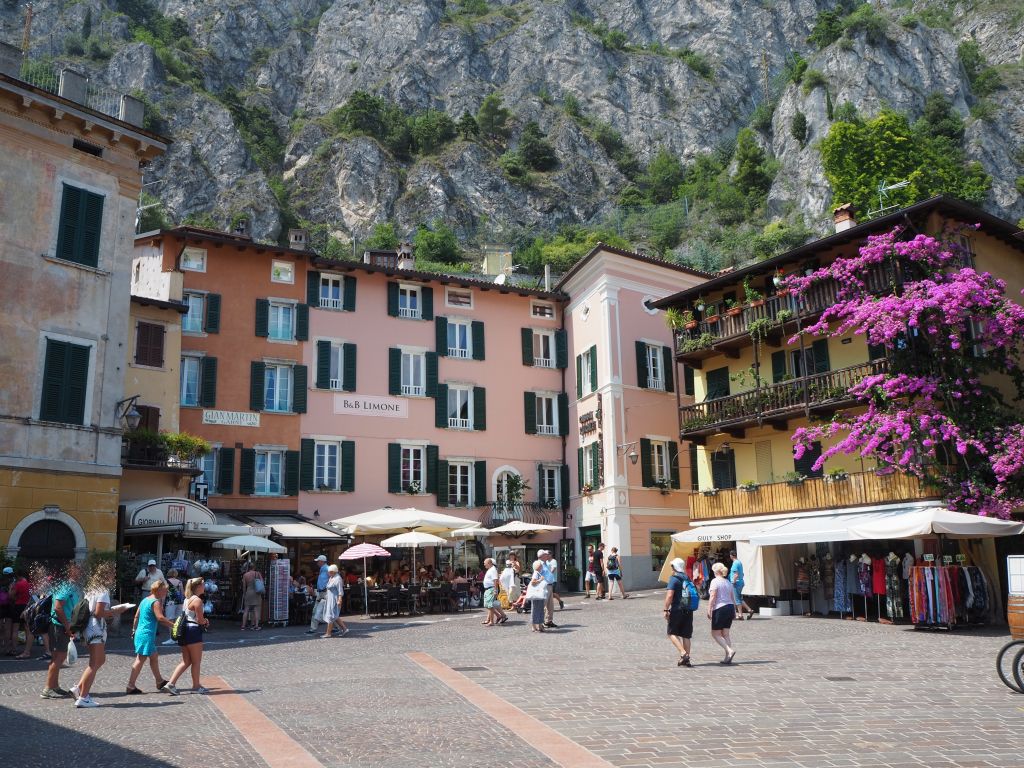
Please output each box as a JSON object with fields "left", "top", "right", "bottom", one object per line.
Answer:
{"left": 199, "top": 357, "right": 217, "bottom": 408}
{"left": 296, "top": 304, "right": 309, "bottom": 341}
{"left": 342, "top": 343, "right": 357, "bottom": 392}
{"left": 706, "top": 367, "right": 730, "bottom": 399}
{"left": 557, "top": 393, "right": 569, "bottom": 436}
{"left": 771, "top": 351, "right": 787, "bottom": 383}
{"left": 387, "top": 282, "right": 399, "bottom": 316}
{"left": 343, "top": 275, "right": 356, "bottom": 312}
{"left": 711, "top": 449, "right": 736, "bottom": 490}
{"left": 812, "top": 339, "right": 831, "bottom": 374}
{"left": 591, "top": 442, "right": 600, "bottom": 487}
{"left": 250, "top": 361, "right": 265, "bottom": 411}
{"left": 663, "top": 347, "right": 675, "bottom": 392}
{"left": 239, "top": 448, "right": 256, "bottom": 495}
{"left": 474, "top": 460, "right": 487, "bottom": 507}
{"left": 473, "top": 386, "right": 486, "bottom": 431}
{"left": 63, "top": 343, "right": 90, "bottom": 424}
{"left": 80, "top": 191, "right": 103, "bottom": 267}
{"left": 292, "top": 365, "right": 308, "bottom": 413}
{"left": 284, "top": 449, "right": 300, "bottom": 496}
{"left": 388, "top": 348, "right": 401, "bottom": 395}
{"left": 434, "top": 384, "right": 448, "bottom": 428}
{"left": 436, "top": 459, "right": 449, "bottom": 507}
{"left": 684, "top": 364, "right": 695, "bottom": 396}
{"left": 56, "top": 184, "right": 82, "bottom": 263}
{"left": 669, "top": 441, "right": 680, "bottom": 489}
{"left": 205, "top": 293, "right": 221, "bottom": 333}
{"left": 40, "top": 340, "right": 67, "bottom": 421}
{"left": 421, "top": 287, "right": 433, "bottom": 320}
{"left": 426, "top": 445, "right": 439, "bottom": 493}
{"left": 387, "top": 443, "right": 402, "bottom": 493}
{"left": 425, "top": 352, "right": 438, "bottom": 397}
{"left": 435, "top": 316, "right": 448, "bottom": 357}
{"left": 300, "top": 438, "right": 315, "bottom": 491}
{"left": 575, "top": 354, "right": 583, "bottom": 398}
{"left": 560, "top": 464, "right": 569, "bottom": 509}
{"left": 589, "top": 346, "right": 598, "bottom": 392}
{"left": 306, "top": 270, "right": 320, "bottom": 307}
{"left": 640, "top": 438, "right": 653, "bottom": 487}
{"left": 577, "top": 447, "right": 584, "bottom": 490}
{"left": 523, "top": 392, "right": 537, "bottom": 434}
{"left": 316, "top": 340, "right": 331, "bottom": 389}
{"left": 340, "top": 441, "right": 355, "bottom": 492}
{"left": 255, "top": 298, "right": 269, "bottom": 337}
{"left": 56, "top": 185, "right": 103, "bottom": 267}
{"left": 471, "top": 321, "right": 485, "bottom": 360}
{"left": 555, "top": 330, "right": 568, "bottom": 369}
{"left": 217, "top": 447, "right": 235, "bottom": 495}
{"left": 635, "top": 340, "right": 649, "bottom": 389}
{"left": 521, "top": 328, "right": 534, "bottom": 366}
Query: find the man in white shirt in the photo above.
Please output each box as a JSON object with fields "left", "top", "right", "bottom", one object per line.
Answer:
{"left": 538, "top": 550, "right": 558, "bottom": 628}
{"left": 135, "top": 560, "right": 165, "bottom": 597}
{"left": 481, "top": 558, "right": 507, "bottom": 626}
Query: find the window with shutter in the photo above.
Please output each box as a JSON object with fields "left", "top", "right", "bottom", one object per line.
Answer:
{"left": 284, "top": 449, "right": 300, "bottom": 496}
{"left": 710, "top": 447, "right": 737, "bottom": 489}
{"left": 684, "top": 364, "right": 695, "bottom": 396}
{"left": 295, "top": 304, "right": 309, "bottom": 341}
{"left": 635, "top": 341, "right": 649, "bottom": 389}
{"left": 217, "top": 447, "right": 235, "bottom": 495}
{"left": 472, "top": 386, "right": 486, "bottom": 431}
{"left": 557, "top": 393, "right": 568, "bottom": 436}
{"left": 705, "top": 367, "right": 731, "bottom": 400}
{"left": 426, "top": 445, "right": 439, "bottom": 494}
{"left": 136, "top": 404, "right": 160, "bottom": 432}
{"left": 307, "top": 270, "right": 321, "bottom": 307}
{"left": 640, "top": 437, "right": 654, "bottom": 487}
{"left": 250, "top": 361, "right": 265, "bottom": 411}
{"left": 668, "top": 441, "right": 680, "bottom": 489}
{"left": 204, "top": 294, "right": 221, "bottom": 333}
{"left": 40, "top": 339, "right": 91, "bottom": 425}
{"left": 662, "top": 347, "right": 675, "bottom": 393}
{"left": 340, "top": 441, "right": 355, "bottom": 492}
{"left": 793, "top": 441, "right": 824, "bottom": 478}
{"left": 255, "top": 298, "right": 270, "bottom": 337}
{"left": 555, "top": 330, "right": 568, "bottom": 369}
{"left": 388, "top": 348, "right": 401, "bottom": 395}
{"left": 436, "top": 459, "right": 449, "bottom": 507}
{"left": 589, "top": 346, "right": 598, "bottom": 392}
{"left": 387, "top": 443, "right": 402, "bottom": 493}
{"left": 521, "top": 328, "right": 534, "bottom": 366}
{"left": 523, "top": 392, "right": 537, "bottom": 434}
{"left": 435, "top": 317, "right": 448, "bottom": 358}
{"left": 239, "top": 448, "right": 256, "bottom": 495}
{"left": 316, "top": 340, "right": 332, "bottom": 389}
{"left": 811, "top": 339, "right": 831, "bottom": 374}
{"left": 474, "top": 461, "right": 487, "bottom": 507}
{"left": 343, "top": 275, "right": 357, "bottom": 312}
{"left": 342, "top": 343, "right": 357, "bottom": 392}
{"left": 55, "top": 184, "right": 104, "bottom": 268}
{"left": 199, "top": 357, "right": 217, "bottom": 408}
{"left": 471, "top": 321, "right": 485, "bottom": 360}
{"left": 292, "top": 366, "right": 308, "bottom": 413}
{"left": 134, "top": 322, "right": 165, "bottom": 367}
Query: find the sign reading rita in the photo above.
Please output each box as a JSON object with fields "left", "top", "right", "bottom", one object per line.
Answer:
{"left": 334, "top": 394, "right": 408, "bottom": 418}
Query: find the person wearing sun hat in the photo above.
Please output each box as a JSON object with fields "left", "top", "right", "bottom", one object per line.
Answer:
{"left": 306, "top": 555, "right": 329, "bottom": 634}
{"left": 664, "top": 557, "right": 699, "bottom": 667}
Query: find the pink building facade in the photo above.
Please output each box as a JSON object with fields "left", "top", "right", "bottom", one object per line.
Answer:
{"left": 558, "top": 246, "right": 706, "bottom": 587}
{"left": 299, "top": 257, "right": 569, "bottom": 564}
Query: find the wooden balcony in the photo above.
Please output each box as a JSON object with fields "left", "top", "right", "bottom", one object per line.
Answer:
{"left": 690, "top": 470, "right": 941, "bottom": 521}
{"left": 675, "top": 263, "right": 895, "bottom": 366}
{"left": 484, "top": 501, "right": 560, "bottom": 528}
{"left": 680, "top": 359, "right": 887, "bottom": 443}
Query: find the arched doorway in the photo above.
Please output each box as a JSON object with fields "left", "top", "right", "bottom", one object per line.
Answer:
{"left": 17, "top": 519, "right": 76, "bottom": 570}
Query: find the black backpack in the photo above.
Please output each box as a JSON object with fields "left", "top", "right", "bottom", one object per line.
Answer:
{"left": 23, "top": 594, "right": 53, "bottom": 636}
{"left": 68, "top": 598, "right": 92, "bottom": 635}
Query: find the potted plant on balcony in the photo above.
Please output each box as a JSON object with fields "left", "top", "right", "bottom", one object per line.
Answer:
{"left": 665, "top": 308, "right": 696, "bottom": 331}
{"left": 164, "top": 432, "right": 211, "bottom": 466}
{"left": 743, "top": 277, "right": 764, "bottom": 308}
{"left": 782, "top": 471, "right": 807, "bottom": 487}
{"left": 680, "top": 332, "right": 715, "bottom": 354}
{"left": 748, "top": 316, "right": 774, "bottom": 343}
{"left": 738, "top": 480, "right": 760, "bottom": 492}
{"left": 724, "top": 298, "right": 742, "bottom": 317}
{"left": 775, "top": 308, "right": 794, "bottom": 324}
{"left": 581, "top": 483, "right": 593, "bottom": 498}
{"left": 654, "top": 478, "right": 671, "bottom": 495}
{"left": 824, "top": 468, "right": 849, "bottom": 483}
{"left": 700, "top": 487, "right": 719, "bottom": 497}
{"left": 123, "top": 428, "right": 169, "bottom": 465}
{"left": 406, "top": 480, "right": 422, "bottom": 495}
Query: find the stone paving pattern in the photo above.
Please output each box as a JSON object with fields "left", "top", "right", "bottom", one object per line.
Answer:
{"left": 3, "top": 590, "right": 1023, "bottom": 767}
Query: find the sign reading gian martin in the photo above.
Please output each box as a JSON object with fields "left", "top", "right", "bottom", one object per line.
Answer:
{"left": 334, "top": 394, "right": 408, "bottom": 418}
{"left": 202, "top": 410, "right": 260, "bottom": 427}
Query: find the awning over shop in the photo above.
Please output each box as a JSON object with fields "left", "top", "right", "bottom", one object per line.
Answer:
{"left": 672, "top": 518, "right": 790, "bottom": 543}
{"left": 122, "top": 499, "right": 261, "bottom": 538}
{"left": 258, "top": 516, "right": 346, "bottom": 540}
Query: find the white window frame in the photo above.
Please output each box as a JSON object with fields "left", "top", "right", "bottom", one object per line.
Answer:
{"left": 447, "top": 319, "right": 472, "bottom": 359}
{"left": 448, "top": 461, "right": 472, "bottom": 507}
{"left": 447, "top": 385, "right": 473, "bottom": 430}
{"left": 329, "top": 343, "right": 344, "bottom": 390}
{"left": 583, "top": 444, "right": 597, "bottom": 486}
{"left": 531, "top": 301, "right": 554, "bottom": 319}
{"left": 401, "top": 445, "right": 426, "bottom": 491}
{"left": 194, "top": 446, "right": 220, "bottom": 496}
{"left": 182, "top": 292, "right": 205, "bottom": 334}
{"left": 255, "top": 449, "right": 284, "bottom": 496}
{"left": 536, "top": 394, "right": 558, "bottom": 436}
{"left": 647, "top": 343, "right": 665, "bottom": 390}
{"left": 264, "top": 363, "right": 293, "bottom": 412}
{"left": 180, "top": 355, "right": 202, "bottom": 407}
{"left": 540, "top": 464, "right": 560, "bottom": 507}
{"left": 650, "top": 440, "right": 669, "bottom": 483}
{"left": 581, "top": 350, "right": 594, "bottom": 395}
{"left": 398, "top": 284, "right": 421, "bottom": 319}
{"left": 180, "top": 247, "right": 206, "bottom": 273}
{"left": 271, "top": 259, "right": 295, "bottom": 284}
{"left": 401, "top": 351, "right": 426, "bottom": 396}
{"left": 445, "top": 287, "right": 473, "bottom": 309}
{"left": 533, "top": 330, "right": 555, "bottom": 368}
{"left": 268, "top": 301, "right": 296, "bottom": 341}
{"left": 314, "top": 441, "right": 341, "bottom": 491}
{"left": 320, "top": 274, "right": 344, "bottom": 310}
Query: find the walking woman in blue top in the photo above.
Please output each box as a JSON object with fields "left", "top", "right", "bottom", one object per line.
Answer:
{"left": 126, "top": 581, "right": 174, "bottom": 694}
{"left": 729, "top": 551, "right": 753, "bottom": 620}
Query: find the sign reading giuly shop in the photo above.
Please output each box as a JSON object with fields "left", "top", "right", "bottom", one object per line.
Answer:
{"left": 334, "top": 394, "right": 408, "bottom": 418}
{"left": 202, "top": 410, "right": 260, "bottom": 427}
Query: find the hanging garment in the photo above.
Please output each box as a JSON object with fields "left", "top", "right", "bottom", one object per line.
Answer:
{"left": 795, "top": 562, "right": 810, "bottom": 593}
{"left": 902, "top": 552, "right": 915, "bottom": 580}
{"left": 808, "top": 558, "right": 822, "bottom": 590}
{"left": 857, "top": 562, "right": 872, "bottom": 596}
{"left": 885, "top": 559, "right": 904, "bottom": 619}
{"left": 845, "top": 558, "right": 859, "bottom": 595}
{"left": 834, "top": 561, "right": 851, "bottom": 612}
{"left": 871, "top": 558, "right": 886, "bottom": 596}
{"left": 822, "top": 554, "right": 835, "bottom": 596}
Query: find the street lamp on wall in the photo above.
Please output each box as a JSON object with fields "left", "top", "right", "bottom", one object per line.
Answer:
{"left": 616, "top": 441, "right": 639, "bottom": 465}
{"left": 116, "top": 395, "right": 142, "bottom": 430}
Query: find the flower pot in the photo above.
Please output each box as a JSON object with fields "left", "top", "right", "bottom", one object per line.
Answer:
{"left": 701, "top": 489, "right": 718, "bottom": 497}
{"left": 726, "top": 308, "right": 742, "bottom": 317}
{"left": 749, "top": 299, "right": 765, "bottom": 308}
{"left": 776, "top": 288, "right": 790, "bottom": 297}
{"left": 684, "top": 320, "right": 698, "bottom": 330}
{"left": 786, "top": 480, "right": 805, "bottom": 487}
{"left": 705, "top": 315, "right": 719, "bottom": 325}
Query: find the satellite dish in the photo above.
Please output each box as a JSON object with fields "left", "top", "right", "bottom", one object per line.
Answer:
{"left": 494, "top": 273, "right": 507, "bottom": 285}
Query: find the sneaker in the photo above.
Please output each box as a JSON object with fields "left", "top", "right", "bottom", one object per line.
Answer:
{"left": 304, "top": 629, "right": 316, "bottom": 634}
{"left": 75, "top": 696, "right": 99, "bottom": 708}
{"left": 40, "top": 688, "right": 64, "bottom": 699}
{"left": 341, "top": 628, "right": 350, "bottom": 636}
{"left": 126, "top": 686, "right": 143, "bottom": 695}
{"left": 543, "top": 621, "right": 558, "bottom": 628}
{"left": 164, "top": 683, "right": 181, "bottom": 696}
{"left": 70, "top": 683, "right": 80, "bottom": 699}
{"left": 161, "top": 638, "right": 177, "bottom": 645}
{"left": 193, "top": 686, "right": 210, "bottom": 695}
{"left": 54, "top": 687, "right": 73, "bottom": 698}
{"left": 558, "top": 599, "right": 565, "bottom": 610}
{"left": 156, "top": 679, "right": 169, "bottom": 691}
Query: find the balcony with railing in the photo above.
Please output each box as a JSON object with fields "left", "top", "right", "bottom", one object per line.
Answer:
{"left": 121, "top": 438, "right": 201, "bottom": 475}
{"left": 674, "top": 263, "right": 895, "bottom": 365}
{"left": 484, "top": 501, "right": 560, "bottom": 528}
{"left": 680, "top": 359, "right": 887, "bottom": 442}
{"left": 689, "top": 469, "right": 940, "bottom": 521}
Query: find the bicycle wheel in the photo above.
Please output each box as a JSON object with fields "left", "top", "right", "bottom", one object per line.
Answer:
{"left": 996, "top": 640, "right": 1024, "bottom": 693}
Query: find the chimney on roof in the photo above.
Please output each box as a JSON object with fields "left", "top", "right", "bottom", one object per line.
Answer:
{"left": 233, "top": 218, "right": 250, "bottom": 238}
{"left": 833, "top": 203, "right": 857, "bottom": 233}
{"left": 398, "top": 241, "right": 414, "bottom": 270}
{"left": 288, "top": 228, "right": 308, "bottom": 251}
{"left": 0, "top": 42, "right": 23, "bottom": 77}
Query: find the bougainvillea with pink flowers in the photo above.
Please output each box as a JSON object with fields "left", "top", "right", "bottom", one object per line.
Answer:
{"left": 786, "top": 225, "right": 1024, "bottom": 518}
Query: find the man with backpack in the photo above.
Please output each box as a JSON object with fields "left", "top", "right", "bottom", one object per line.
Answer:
{"left": 41, "top": 562, "right": 83, "bottom": 699}
{"left": 663, "top": 557, "right": 699, "bottom": 668}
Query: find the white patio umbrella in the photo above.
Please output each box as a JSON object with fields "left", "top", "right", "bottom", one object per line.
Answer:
{"left": 332, "top": 507, "right": 479, "bottom": 535}
{"left": 211, "top": 535, "right": 286, "bottom": 554}
{"left": 451, "top": 527, "right": 491, "bottom": 576}
{"left": 338, "top": 543, "right": 391, "bottom": 617}
{"left": 380, "top": 531, "right": 448, "bottom": 584}
{"left": 487, "top": 520, "right": 566, "bottom": 538}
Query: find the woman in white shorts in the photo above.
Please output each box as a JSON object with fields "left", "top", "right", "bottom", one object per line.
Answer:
{"left": 73, "top": 561, "right": 130, "bottom": 708}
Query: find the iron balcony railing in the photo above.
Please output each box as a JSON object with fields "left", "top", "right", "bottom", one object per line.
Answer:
{"left": 680, "top": 359, "right": 888, "bottom": 437}
{"left": 484, "top": 501, "right": 559, "bottom": 528}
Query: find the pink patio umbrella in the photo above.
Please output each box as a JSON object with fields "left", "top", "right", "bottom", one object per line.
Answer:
{"left": 339, "top": 543, "right": 391, "bottom": 617}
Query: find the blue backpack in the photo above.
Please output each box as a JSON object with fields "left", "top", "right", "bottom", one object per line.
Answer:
{"left": 683, "top": 579, "right": 700, "bottom": 612}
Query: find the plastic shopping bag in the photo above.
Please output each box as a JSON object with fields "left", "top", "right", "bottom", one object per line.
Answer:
{"left": 66, "top": 639, "right": 78, "bottom": 666}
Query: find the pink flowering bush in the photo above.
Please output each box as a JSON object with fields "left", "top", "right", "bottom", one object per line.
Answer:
{"left": 787, "top": 226, "right": 1024, "bottom": 518}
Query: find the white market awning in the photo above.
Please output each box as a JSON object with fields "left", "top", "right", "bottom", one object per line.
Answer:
{"left": 847, "top": 507, "right": 1024, "bottom": 540}
{"left": 672, "top": 518, "right": 790, "bottom": 543}
{"left": 260, "top": 516, "right": 346, "bottom": 540}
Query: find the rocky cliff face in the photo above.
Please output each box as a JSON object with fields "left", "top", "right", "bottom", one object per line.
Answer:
{"left": 3, "top": 0, "right": 1022, "bottom": 247}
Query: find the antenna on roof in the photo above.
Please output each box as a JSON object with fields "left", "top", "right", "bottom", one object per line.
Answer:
{"left": 868, "top": 179, "right": 910, "bottom": 219}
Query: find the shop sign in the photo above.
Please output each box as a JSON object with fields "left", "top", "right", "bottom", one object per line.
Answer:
{"left": 249, "top": 526, "right": 272, "bottom": 536}
{"left": 130, "top": 499, "right": 215, "bottom": 528}
{"left": 334, "top": 394, "right": 408, "bottom": 418}
{"left": 202, "top": 410, "right": 260, "bottom": 427}
{"left": 579, "top": 411, "right": 597, "bottom": 436}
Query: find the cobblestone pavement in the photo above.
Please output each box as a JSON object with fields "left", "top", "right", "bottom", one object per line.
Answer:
{"left": 4, "top": 591, "right": 1023, "bottom": 768}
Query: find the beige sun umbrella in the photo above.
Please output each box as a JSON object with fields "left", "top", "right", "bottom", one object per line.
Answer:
{"left": 380, "top": 531, "right": 449, "bottom": 585}
{"left": 331, "top": 507, "right": 479, "bottom": 535}
{"left": 487, "top": 520, "right": 566, "bottom": 538}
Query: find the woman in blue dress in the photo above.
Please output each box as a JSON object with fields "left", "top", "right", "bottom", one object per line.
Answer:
{"left": 126, "top": 581, "right": 174, "bottom": 695}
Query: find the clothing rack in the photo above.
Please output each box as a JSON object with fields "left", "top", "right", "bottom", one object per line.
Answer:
{"left": 909, "top": 565, "right": 990, "bottom": 629}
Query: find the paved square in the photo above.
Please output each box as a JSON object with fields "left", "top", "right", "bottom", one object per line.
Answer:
{"left": 3, "top": 591, "right": 1022, "bottom": 767}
